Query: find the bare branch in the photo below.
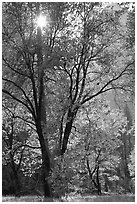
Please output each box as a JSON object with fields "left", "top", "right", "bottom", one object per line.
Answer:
{"left": 3, "top": 56, "right": 31, "bottom": 79}
{"left": 82, "top": 61, "right": 135, "bottom": 105}
{"left": 3, "top": 78, "right": 36, "bottom": 118}
{"left": 2, "top": 89, "right": 34, "bottom": 116}
{"left": 15, "top": 115, "right": 36, "bottom": 126}
{"left": 13, "top": 144, "right": 41, "bottom": 155}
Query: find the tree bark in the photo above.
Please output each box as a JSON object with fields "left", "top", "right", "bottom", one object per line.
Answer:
{"left": 61, "top": 118, "right": 74, "bottom": 155}
{"left": 36, "top": 122, "right": 51, "bottom": 198}
{"left": 86, "top": 154, "right": 102, "bottom": 195}
{"left": 10, "top": 158, "right": 21, "bottom": 195}
{"left": 61, "top": 108, "right": 78, "bottom": 155}
{"left": 96, "top": 165, "right": 101, "bottom": 195}
{"left": 104, "top": 175, "right": 109, "bottom": 192}
{"left": 86, "top": 158, "right": 98, "bottom": 191}
{"left": 12, "top": 168, "right": 21, "bottom": 195}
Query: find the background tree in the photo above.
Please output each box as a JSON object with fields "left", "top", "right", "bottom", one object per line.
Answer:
{"left": 2, "top": 98, "right": 45, "bottom": 195}
{"left": 128, "top": 146, "right": 135, "bottom": 192}
{"left": 73, "top": 99, "right": 127, "bottom": 193}
{"left": 51, "top": 2, "right": 135, "bottom": 156}
{"left": 2, "top": 101, "right": 29, "bottom": 195}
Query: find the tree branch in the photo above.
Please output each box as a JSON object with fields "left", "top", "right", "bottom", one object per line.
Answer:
{"left": 3, "top": 56, "right": 31, "bottom": 79}
{"left": 17, "top": 147, "right": 25, "bottom": 172}
{"left": 13, "top": 144, "right": 41, "bottom": 155}
{"left": 3, "top": 77, "right": 36, "bottom": 117}
{"left": 86, "top": 157, "right": 98, "bottom": 189}
{"left": 2, "top": 89, "right": 34, "bottom": 116}
{"left": 82, "top": 61, "right": 135, "bottom": 105}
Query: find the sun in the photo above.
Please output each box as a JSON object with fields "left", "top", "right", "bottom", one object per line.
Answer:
{"left": 36, "top": 14, "right": 47, "bottom": 29}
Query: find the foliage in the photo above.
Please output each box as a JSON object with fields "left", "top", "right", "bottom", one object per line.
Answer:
{"left": 70, "top": 100, "right": 127, "bottom": 192}
{"left": 2, "top": 2, "right": 135, "bottom": 197}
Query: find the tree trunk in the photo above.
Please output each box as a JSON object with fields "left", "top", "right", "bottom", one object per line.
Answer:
{"left": 104, "top": 175, "right": 109, "bottom": 192}
{"left": 96, "top": 165, "right": 101, "bottom": 195}
{"left": 41, "top": 153, "right": 51, "bottom": 198}
{"left": 10, "top": 155, "right": 21, "bottom": 195}
{"left": 13, "top": 169, "right": 21, "bottom": 196}
{"left": 121, "top": 141, "right": 132, "bottom": 193}
{"left": 86, "top": 158, "right": 99, "bottom": 192}
{"left": 61, "top": 117, "right": 74, "bottom": 155}
{"left": 61, "top": 108, "right": 77, "bottom": 155}
{"left": 36, "top": 122, "right": 51, "bottom": 198}
{"left": 41, "top": 171, "right": 51, "bottom": 197}
{"left": 14, "top": 172, "right": 21, "bottom": 195}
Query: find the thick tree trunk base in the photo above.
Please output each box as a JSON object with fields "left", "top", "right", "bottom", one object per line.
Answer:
{"left": 43, "top": 179, "right": 51, "bottom": 198}
{"left": 43, "top": 197, "right": 53, "bottom": 202}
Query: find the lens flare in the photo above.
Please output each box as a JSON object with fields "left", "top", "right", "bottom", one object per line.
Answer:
{"left": 36, "top": 14, "right": 47, "bottom": 29}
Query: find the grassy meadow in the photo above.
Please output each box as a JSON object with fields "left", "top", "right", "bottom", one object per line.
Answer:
{"left": 2, "top": 194, "right": 135, "bottom": 202}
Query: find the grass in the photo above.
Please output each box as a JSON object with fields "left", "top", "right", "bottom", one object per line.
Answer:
{"left": 2, "top": 194, "right": 135, "bottom": 202}
{"left": 2, "top": 196, "right": 44, "bottom": 202}
{"left": 94, "top": 194, "right": 135, "bottom": 202}
{"left": 67, "top": 194, "right": 135, "bottom": 202}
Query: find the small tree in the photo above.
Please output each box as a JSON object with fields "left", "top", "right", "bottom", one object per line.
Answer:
{"left": 2, "top": 102, "right": 29, "bottom": 194}
{"left": 72, "top": 100, "right": 128, "bottom": 193}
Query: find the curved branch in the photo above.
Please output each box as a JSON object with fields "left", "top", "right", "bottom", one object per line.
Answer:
{"left": 13, "top": 144, "right": 41, "bottom": 155}
{"left": 2, "top": 89, "right": 34, "bottom": 116}
{"left": 3, "top": 56, "right": 31, "bottom": 79}
{"left": 15, "top": 115, "right": 36, "bottom": 126}
{"left": 82, "top": 61, "right": 135, "bottom": 105}
{"left": 2, "top": 78, "right": 36, "bottom": 118}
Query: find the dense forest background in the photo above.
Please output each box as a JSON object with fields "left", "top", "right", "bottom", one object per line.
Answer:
{"left": 2, "top": 2, "right": 135, "bottom": 199}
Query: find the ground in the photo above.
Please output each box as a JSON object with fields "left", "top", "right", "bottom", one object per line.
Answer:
{"left": 2, "top": 194, "right": 135, "bottom": 202}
